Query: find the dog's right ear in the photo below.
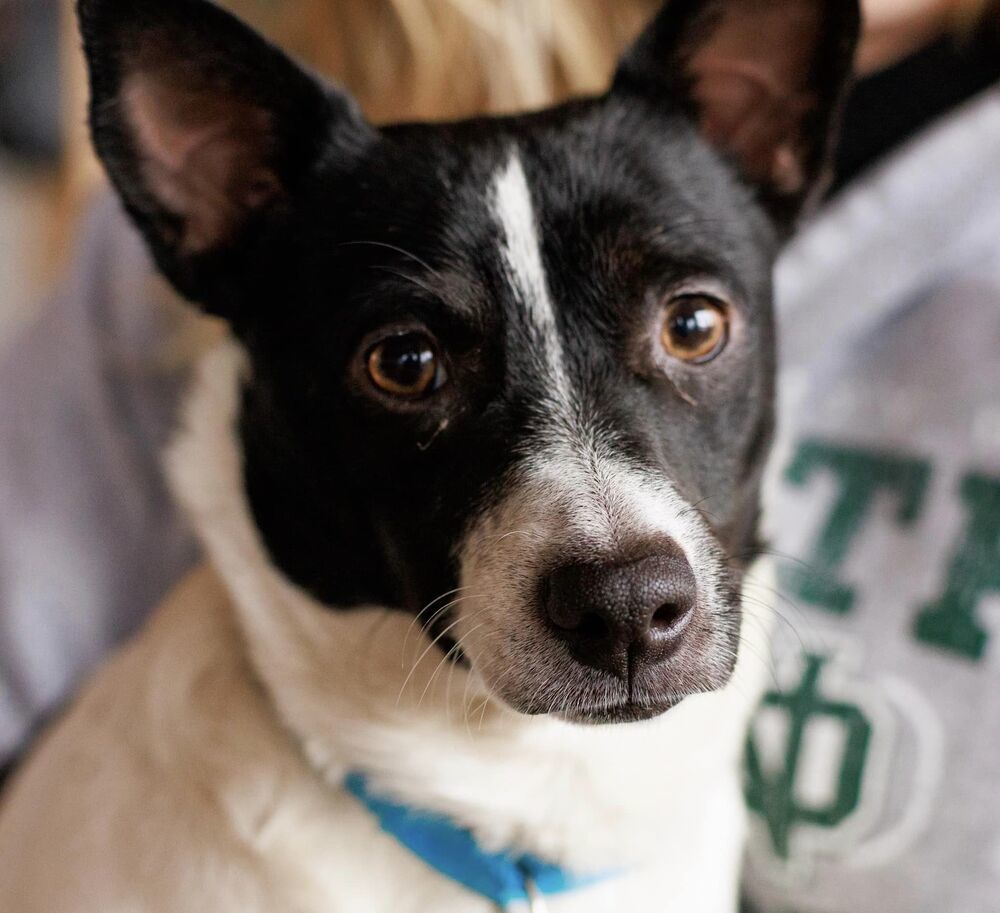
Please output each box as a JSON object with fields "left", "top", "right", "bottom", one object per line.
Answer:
{"left": 78, "top": 0, "right": 376, "bottom": 316}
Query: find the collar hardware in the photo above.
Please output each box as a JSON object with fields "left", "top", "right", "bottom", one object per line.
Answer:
{"left": 523, "top": 875, "right": 549, "bottom": 913}
{"left": 345, "top": 772, "right": 616, "bottom": 910}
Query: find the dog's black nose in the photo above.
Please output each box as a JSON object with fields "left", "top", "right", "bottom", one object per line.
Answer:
{"left": 544, "top": 548, "right": 697, "bottom": 674}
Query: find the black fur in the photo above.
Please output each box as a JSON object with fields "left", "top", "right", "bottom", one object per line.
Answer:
{"left": 79, "top": 0, "right": 859, "bottom": 715}
{"left": 236, "top": 102, "right": 778, "bottom": 615}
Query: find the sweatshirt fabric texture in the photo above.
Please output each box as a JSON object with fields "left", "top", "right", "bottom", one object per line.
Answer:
{"left": 743, "top": 85, "right": 1000, "bottom": 913}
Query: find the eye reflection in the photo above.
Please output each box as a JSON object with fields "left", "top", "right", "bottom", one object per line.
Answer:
{"left": 661, "top": 294, "right": 729, "bottom": 364}
{"left": 366, "top": 331, "right": 446, "bottom": 399}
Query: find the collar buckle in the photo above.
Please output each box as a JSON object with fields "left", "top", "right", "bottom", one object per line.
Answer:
{"left": 522, "top": 876, "right": 548, "bottom": 913}
{"left": 502, "top": 876, "right": 549, "bottom": 913}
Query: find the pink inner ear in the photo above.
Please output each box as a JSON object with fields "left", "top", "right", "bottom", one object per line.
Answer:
{"left": 691, "top": 62, "right": 810, "bottom": 193}
{"left": 686, "top": 1, "right": 825, "bottom": 195}
{"left": 123, "top": 72, "right": 282, "bottom": 254}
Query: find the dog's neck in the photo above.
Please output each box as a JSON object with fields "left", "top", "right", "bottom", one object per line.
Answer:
{"left": 168, "top": 340, "right": 770, "bottom": 873}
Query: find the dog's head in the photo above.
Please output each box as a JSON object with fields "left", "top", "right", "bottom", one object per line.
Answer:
{"left": 80, "top": 0, "right": 857, "bottom": 725}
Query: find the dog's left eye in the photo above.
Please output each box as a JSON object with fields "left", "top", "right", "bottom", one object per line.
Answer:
{"left": 366, "top": 332, "right": 447, "bottom": 399}
{"left": 661, "top": 294, "right": 730, "bottom": 364}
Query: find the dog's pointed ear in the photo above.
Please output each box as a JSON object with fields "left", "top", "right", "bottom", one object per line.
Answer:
{"left": 613, "top": 0, "right": 860, "bottom": 223}
{"left": 78, "top": 0, "right": 375, "bottom": 314}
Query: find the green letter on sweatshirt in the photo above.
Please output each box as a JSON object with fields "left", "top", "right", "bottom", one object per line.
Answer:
{"left": 914, "top": 473, "right": 1000, "bottom": 661}
{"left": 781, "top": 441, "right": 931, "bottom": 614}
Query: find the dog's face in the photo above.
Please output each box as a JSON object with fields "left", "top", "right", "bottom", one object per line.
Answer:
{"left": 81, "top": 0, "right": 858, "bottom": 724}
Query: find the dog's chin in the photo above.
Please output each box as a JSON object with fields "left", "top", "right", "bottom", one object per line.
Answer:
{"left": 487, "top": 653, "right": 738, "bottom": 726}
{"left": 556, "top": 697, "right": 686, "bottom": 726}
{"left": 494, "top": 685, "right": 695, "bottom": 726}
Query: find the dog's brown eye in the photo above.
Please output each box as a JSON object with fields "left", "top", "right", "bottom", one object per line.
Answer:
{"left": 366, "top": 332, "right": 445, "bottom": 399}
{"left": 661, "top": 294, "right": 729, "bottom": 364}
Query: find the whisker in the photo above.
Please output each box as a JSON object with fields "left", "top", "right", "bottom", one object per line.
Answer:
{"left": 401, "top": 586, "right": 471, "bottom": 667}
{"left": 741, "top": 593, "right": 812, "bottom": 657}
{"left": 492, "top": 528, "right": 536, "bottom": 545}
{"left": 339, "top": 239, "right": 443, "bottom": 279}
{"left": 396, "top": 610, "right": 481, "bottom": 707}
{"left": 371, "top": 265, "right": 442, "bottom": 301}
{"left": 417, "top": 617, "right": 489, "bottom": 710}
{"left": 740, "top": 573, "right": 818, "bottom": 644}
{"left": 727, "top": 547, "right": 823, "bottom": 574}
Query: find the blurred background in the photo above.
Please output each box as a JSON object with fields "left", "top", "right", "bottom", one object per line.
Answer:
{"left": 0, "top": 0, "right": 62, "bottom": 352}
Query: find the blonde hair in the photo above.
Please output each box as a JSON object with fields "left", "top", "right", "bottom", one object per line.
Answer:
{"left": 952, "top": 0, "right": 998, "bottom": 28}
{"left": 261, "top": 0, "right": 659, "bottom": 121}
{"left": 58, "top": 0, "right": 657, "bottom": 212}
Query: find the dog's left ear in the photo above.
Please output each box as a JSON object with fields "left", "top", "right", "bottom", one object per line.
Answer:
{"left": 614, "top": 0, "right": 860, "bottom": 223}
{"left": 78, "top": 0, "right": 376, "bottom": 315}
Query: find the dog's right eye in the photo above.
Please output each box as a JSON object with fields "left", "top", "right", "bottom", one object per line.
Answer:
{"left": 365, "top": 331, "right": 447, "bottom": 399}
{"left": 660, "top": 294, "right": 730, "bottom": 364}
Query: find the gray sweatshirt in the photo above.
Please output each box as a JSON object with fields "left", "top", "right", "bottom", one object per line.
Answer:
{"left": 743, "top": 85, "right": 1000, "bottom": 913}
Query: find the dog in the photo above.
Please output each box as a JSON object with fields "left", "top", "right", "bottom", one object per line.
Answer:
{"left": 0, "top": 0, "right": 858, "bottom": 909}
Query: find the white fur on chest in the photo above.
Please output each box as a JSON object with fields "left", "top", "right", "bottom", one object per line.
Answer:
{"left": 166, "top": 342, "right": 773, "bottom": 907}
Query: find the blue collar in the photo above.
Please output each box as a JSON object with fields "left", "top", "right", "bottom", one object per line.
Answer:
{"left": 345, "top": 772, "right": 614, "bottom": 910}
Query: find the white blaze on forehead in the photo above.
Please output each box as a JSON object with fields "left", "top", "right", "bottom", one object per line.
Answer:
{"left": 482, "top": 152, "right": 720, "bottom": 618}
{"left": 490, "top": 149, "right": 572, "bottom": 402}
{"left": 484, "top": 151, "right": 712, "bottom": 575}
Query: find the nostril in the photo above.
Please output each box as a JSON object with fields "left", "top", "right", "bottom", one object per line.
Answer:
{"left": 550, "top": 607, "right": 610, "bottom": 642}
{"left": 576, "top": 611, "right": 610, "bottom": 642}
{"left": 650, "top": 601, "right": 692, "bottom": 636}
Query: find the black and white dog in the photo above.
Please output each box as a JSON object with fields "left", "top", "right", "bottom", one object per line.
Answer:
{"left": 0, "top": 1, "right": 858, "bottom": 910}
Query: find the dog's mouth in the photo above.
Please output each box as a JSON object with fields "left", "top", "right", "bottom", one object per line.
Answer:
{"left": 552, "top": 697, "right": 686, "bottom": 725}
{"left": 485, "top": 619, "right": 738, "bottom": 725}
